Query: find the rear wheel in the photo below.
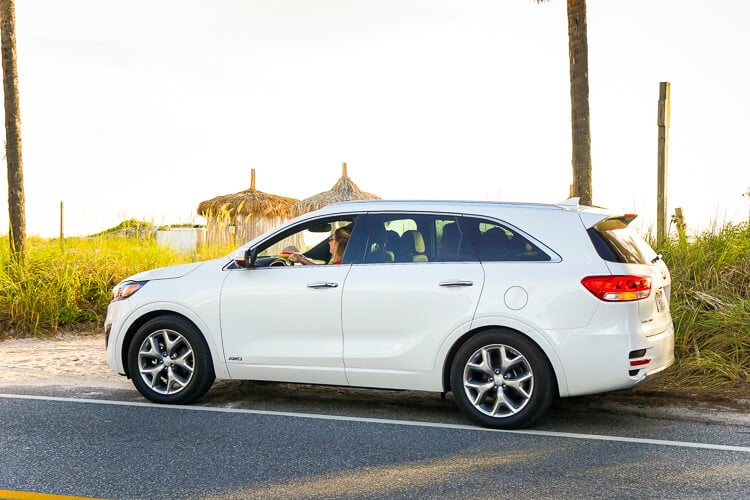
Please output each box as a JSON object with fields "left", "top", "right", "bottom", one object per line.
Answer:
{"left": 127, "top": 315, "right": 215, "bottom": 404}
{"left": 450, "top": 329, "right": 554, "bottom": 429}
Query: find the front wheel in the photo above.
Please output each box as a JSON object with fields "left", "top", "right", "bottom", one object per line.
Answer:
{"left": 127, "top": 315, "right": 215, "bottom": 404}
{"left": 450, "top": 329, "right": 554, "bottom": 429}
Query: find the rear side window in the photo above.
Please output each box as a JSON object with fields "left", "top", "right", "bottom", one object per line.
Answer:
{"left": 361, "top": 214, "right": 433, "bottom": 263}
{"left": 462, "top": 216, "right": 551, "bottom": 262}
{"left": 588, "top": 218, "right": 657, "bottom": 264}
{"left": 437, "top": 219, "right": 477, "bottom": 262}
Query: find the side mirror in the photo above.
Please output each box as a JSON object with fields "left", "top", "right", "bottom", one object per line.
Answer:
{"left": 233, "top": 247, "right": 257, "bottom": 268}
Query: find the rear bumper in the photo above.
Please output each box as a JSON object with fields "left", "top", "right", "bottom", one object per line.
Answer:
{"left": 552, "top": 320, "right": 675, "bottom": 398}
{"left": 630, "top": 326, "right": 675, "bottom": 382}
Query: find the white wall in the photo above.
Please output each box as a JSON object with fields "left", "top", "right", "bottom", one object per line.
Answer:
{"left": 156, "top": 227, "right": 206, "bottom": 253}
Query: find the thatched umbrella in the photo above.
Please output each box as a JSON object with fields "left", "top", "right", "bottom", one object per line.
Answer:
{"left": 294, "top": 162, "right": 379, "bottom": 216}
{"left": 197, "top": 169, "right": 298, "bottom": 245}
{"left": 197, "top": 169, "right": 298, "bottom": 219}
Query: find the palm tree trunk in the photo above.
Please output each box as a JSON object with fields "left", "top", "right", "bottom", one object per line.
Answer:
{"left": 566, "top": 0, "right": 592, "bottom": 206}
{"left": 1, "top": 0, "right": 26, "bottom": 261}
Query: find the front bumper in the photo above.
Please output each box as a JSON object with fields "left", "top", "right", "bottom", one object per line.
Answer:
{"left": 104, "top": 299, "right": 131, "bottom": 376}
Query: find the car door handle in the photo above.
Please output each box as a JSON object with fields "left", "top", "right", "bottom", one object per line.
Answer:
{"left": 307, "top": 282, "right": 339, "bottom": 289}
{"left": 439, "top": 280, "right": 474, "bottom": 287}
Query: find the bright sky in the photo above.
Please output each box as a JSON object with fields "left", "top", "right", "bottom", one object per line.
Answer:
{"left": 3, "top": 0, "right": 749, "bottom": 238}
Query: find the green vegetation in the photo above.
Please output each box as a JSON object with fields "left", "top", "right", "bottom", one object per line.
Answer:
{"left": 0, "top": 236, "right": 230, "bottom": 337}
{"left": 651, "top": 222, "right": 750, "bottom": 392}
{"left": 1, "top": 223, "right": 747, "bottom": 393}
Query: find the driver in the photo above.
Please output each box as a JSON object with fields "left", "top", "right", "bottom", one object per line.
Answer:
{"left": 289, "top": 226, "right": 351, "bottom": 265}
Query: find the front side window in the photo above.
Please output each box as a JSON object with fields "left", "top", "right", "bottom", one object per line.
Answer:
{"left": 253, "top": 216, "right": 358, "bottom": 266}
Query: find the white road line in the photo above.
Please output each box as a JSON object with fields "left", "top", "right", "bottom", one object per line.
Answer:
{"left": 2, "top": 393, "right": 749, "bottom": 453}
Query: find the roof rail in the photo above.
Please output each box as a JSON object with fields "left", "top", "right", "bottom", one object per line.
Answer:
{"left": 558, "top": 197, "right": 580, "bottom": 208}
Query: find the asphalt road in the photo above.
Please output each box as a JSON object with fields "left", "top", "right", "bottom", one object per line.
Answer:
{"left": 1, "top": 383, "right": 749, "bottom": 499}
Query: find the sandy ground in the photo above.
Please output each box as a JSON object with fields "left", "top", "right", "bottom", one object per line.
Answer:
{"left": 0, "top": 332, "right": 131, "bottom": 389}
{"left": 2, "top": 333, "right": 748, "bottom": 427}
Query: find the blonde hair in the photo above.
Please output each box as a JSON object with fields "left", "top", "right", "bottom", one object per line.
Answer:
{"left": 330, "top": 226, "right": 352, "bottom": 263}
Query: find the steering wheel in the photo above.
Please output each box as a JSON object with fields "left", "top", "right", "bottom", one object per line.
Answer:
{"left": 268, "top": 257, "right": 290, "bottom": 267}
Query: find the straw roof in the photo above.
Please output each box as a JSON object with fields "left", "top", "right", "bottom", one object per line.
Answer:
{"left": 197, "top": 169, "right": 298, "bottom": 218}
{"left": 294, "top": 163, "right": 379, "bottom": 216}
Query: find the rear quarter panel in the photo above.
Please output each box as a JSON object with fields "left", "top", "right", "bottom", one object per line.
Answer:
{"left": 464, "top": 206, "right": 612, "bottom": 397}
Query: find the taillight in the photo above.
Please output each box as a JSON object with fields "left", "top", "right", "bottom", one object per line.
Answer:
{"left": 581, "top": 275, "right": 651, "bottom": 301}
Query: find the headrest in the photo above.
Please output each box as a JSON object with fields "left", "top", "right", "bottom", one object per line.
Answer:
{"left": 403, "top": 230, "right": 426, "bottom": 253}
{"left": 369, "top": 225, "right": 388, "bottom": 245}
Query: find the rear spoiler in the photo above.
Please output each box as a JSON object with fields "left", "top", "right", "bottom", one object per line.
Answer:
{"left": 580, "top": 212, "right": 638, "bottom": 230}
{"left": 557, "top": 198, "right": 638, "bottom": 229}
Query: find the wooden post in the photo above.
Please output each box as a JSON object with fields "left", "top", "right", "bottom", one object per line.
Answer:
{"left": 59, "top": 201, "right": 64, "bottom": 248}
{"left": 674, "top": 207, "right": 686, "bottom": 246}
{"left": 657, "top": 82, "right": 671, "bottom": 243}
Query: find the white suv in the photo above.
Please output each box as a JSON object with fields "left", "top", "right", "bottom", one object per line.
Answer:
{"left": 105, "top": 199, "right": 674, "bottom": 428}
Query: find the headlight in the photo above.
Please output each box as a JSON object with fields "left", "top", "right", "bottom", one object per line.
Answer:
{"left": 112, "top": 281, "right": 147, "bottom": 301}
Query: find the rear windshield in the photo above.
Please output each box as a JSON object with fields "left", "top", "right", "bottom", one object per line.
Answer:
{"left": 588, "top": 218, "right": 657, "bottom": 265}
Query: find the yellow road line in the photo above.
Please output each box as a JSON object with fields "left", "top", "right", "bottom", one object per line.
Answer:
{"left": 0, "top": 490, "right": 101, "bottom": 500}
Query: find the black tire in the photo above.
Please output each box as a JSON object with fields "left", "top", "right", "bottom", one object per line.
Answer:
{"left": 450, "top": 329, "right": 554, "bottom": 429}
{"left": 127, "top": 315, "right": 215, "bottom": 404}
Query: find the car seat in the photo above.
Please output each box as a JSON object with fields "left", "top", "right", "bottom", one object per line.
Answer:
{"left": 398, "top": 230, "right": 429, "bottom": 262}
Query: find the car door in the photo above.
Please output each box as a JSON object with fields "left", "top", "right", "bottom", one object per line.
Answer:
{"left": 220, "top": 216, "right": 359, "bottom": 385}
{"left": 341, "top": 213, "right": 484, "bottom": 391}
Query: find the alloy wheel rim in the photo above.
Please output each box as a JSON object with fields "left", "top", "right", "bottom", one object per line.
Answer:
{"left": 462, "top": 344, "right": 534, "bottom": 418}
{"left": 137, "top": 328, "right": 195, "bottom": 395}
